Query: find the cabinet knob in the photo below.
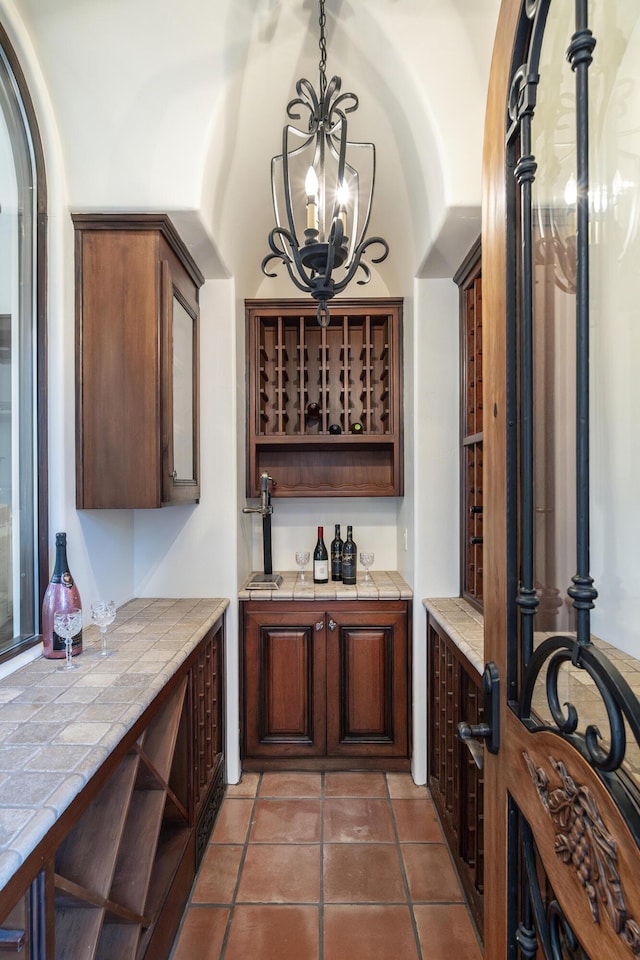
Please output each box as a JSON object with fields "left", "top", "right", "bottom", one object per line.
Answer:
{"left": 315, "top": 621, "right": 324, "bottom": 631}
{"left": 328, "top": 619, "right": 337, "bottom": 631}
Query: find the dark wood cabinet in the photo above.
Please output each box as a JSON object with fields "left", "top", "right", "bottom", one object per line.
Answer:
{"left": 0, "top": 617, "right": 225, "bottom": 960}
{"left": 241, "top": 600, "right": 410, "bottom": 769}
{"left": 454, "top": 239, "right": 484, "bottom": 609}
{"left": 74, "top": 214, "right": 204, "bottom": 509}
{"left": 245, "top": 298, "right": 403, "bottom": 497}
{"left": 427, "top": 612, "right": 484, "bottom": 936}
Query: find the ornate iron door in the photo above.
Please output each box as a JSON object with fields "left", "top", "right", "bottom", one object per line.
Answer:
{"left": 481, "top": 1, "right": 640, "bottom": 956}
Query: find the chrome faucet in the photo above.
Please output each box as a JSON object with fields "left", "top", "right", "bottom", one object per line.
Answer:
{"left": 243, "top": 473, "right": 279, "bottom": 581}
{"left": 243, "top": 472, "right": 274, "bottom": 519}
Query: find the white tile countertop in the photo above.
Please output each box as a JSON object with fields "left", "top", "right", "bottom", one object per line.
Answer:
{"left": 0, "top": 597, "right": 228, "bottom": 895}
{"left": 239, "top": 570, "right": 412, "bottom": 601}
{"left": 423, "top": 596, "right": 484, "bottom": 674}
{"left": 422, "top": 597, "right": 640, "bottom": 785}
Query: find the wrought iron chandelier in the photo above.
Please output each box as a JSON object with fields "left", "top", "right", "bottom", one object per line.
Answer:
{"left": 261, "top": 0, "right": 389, "bottom": 327}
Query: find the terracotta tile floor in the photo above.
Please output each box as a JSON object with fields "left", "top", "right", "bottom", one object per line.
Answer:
{"left": 170, "top": 772, "right": 482, "bottom": 960}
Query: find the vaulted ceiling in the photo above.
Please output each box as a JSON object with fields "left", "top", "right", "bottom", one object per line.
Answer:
{"left": 11, "top": 0, "right": 500, "bottom": 286}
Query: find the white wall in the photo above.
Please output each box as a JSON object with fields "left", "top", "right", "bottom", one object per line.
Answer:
{"left": 410, "top": 277, "right": 461, "bottom": 782}
{"left": 251, "top": 499, "right": 401, "bottom": 575}
{"left": 132, "top": 278, "right": 242, "bottom": 778}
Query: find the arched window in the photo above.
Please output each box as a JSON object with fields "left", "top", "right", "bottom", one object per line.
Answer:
{"left": 0, "top": 25, "right": 47, "bottom": 660}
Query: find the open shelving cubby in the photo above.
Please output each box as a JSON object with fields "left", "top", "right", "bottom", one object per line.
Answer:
{"left": 246, "top": 298, "right": 404, "bottom": 498}
{"left": 53, "top": 677, "right": 190, "bottom": 960}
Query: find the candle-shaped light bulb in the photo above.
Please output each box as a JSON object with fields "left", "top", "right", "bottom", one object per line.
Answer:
{"left": 305, "top": 166, "right": 319, "bottom": 198}
{"left": 337, "top": 180, "right": 349, "bottom": 234}
{"left": 305, "top": 166, "right": 319, "bottom": 232}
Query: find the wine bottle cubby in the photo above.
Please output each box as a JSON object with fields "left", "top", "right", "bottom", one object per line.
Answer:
{"left": 455, "top": 239, "right": 484, "bottom": 610}
{"left": 246, "top": 298, "right": 403, "bottom": 497}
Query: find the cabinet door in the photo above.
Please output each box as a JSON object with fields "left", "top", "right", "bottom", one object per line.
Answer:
{"left": 75, "top": 229, "right": 162, "bottom": 509}
{"left": 161, "top": 265, "right": 200, "bottom": 505}
{"left": 244, "top": 610, "right": 326, "bottom": 758}
{"left": 326, "top": 608, "right": 408, "bottom": 757}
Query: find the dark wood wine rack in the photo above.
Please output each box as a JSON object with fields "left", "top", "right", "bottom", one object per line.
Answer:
{"left": 427, "top": 614, "right": 484, "bottom": 935}
{"left": 246, "top": 298, "right": 403, "bottom": 498}
{"left": 455, "top": 241, "right": 483, "bottom": 609}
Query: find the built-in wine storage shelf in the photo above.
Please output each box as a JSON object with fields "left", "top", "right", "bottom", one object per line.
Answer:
{"left": 455, "top": 240, "right": 483, "bottom": 610}
{"left": 427, "top": 612, "right": 484, "bottom": 935}
{"left": 246, "top": 298, "right": 403, "bottom": 498}
{"left": 53, "top": 677, "right": 190, "bottom": 960}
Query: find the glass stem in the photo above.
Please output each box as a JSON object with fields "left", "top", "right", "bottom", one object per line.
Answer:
{"left": 65, "top": 636, "right": 73, "bottom": 668}
{"left": 101, "top": 628, "right": 107, "bottom": 655}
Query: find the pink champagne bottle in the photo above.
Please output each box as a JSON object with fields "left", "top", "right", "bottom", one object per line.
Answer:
{"left": 42, "top": 532, "right": 83, "bottom": 659}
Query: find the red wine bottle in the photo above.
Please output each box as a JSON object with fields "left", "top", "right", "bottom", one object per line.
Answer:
{"left": 331, "top": 524, "right": 343, "bottom": 581}
{"left": 42, "top": 532, "right": 83, "bottom": 659}
{"left": 342, "top": 525, "right": 357, "bottom": 584}
{"left": 313, "top": 526, "right": 329, "bottom": 583}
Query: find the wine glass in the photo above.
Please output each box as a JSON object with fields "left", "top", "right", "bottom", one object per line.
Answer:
{"left": 91, "top": 600, "right": 117, "bottom": 657}
{"left": 360, "top": 551, "right": 374, "bottom": 581}
{"left": 295, "top": 551, "right": 310, "bottom": 580}
{"left": 54, "top": 608, "right": 83, "bottom": 671}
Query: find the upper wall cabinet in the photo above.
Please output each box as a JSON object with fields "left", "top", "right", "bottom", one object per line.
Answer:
{"left": 246, "top": 298, "right": 403, "bottom": 498}
{"left": 74, "top": 214, "right": 204, "bottom": 509}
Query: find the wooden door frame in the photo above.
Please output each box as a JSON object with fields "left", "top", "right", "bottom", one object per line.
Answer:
{"left": 482, "top": 0, "right": 520, "bottom": 952}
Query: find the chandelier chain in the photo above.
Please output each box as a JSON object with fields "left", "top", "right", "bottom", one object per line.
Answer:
{"left": 318, "top": 0, "right": 327, "bottom": 99}
{"left": 261, "top": 0, "right": 389, "bottom": 322}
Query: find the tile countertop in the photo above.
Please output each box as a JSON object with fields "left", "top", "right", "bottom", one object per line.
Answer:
{"left": 423, "top": 596, "right": 484, "bottom": 674}
{"left": 239, "top": 570, "right": 413, "bottom": 601}
{"left": 0, "top": 597, "right": 228, "bottom": 895}
{"left": 422, "top": 597, "right": 640, "bottom": 784}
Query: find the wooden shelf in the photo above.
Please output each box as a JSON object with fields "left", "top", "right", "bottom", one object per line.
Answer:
{"left": 54, "top": 752, "right": 138, "bottom": 897}
{"left": 246, "top": 298, "right": 403, "bottom": 497}
{"left": 55, "top": 906, "right": 105, "bottom": 960}
{"left": 110, "top": 789, "right": 168, "bottom": 916}
{"left": 137, "top": 676, "right": 187, "bottom": 783}
{"left": 96, "top": 923, "right": 141, "bottom": 960}
{"left": 254, "top": 433, "right": 397, "bottom": 448}
{"left": 142, "top": 824, "right": 192, "bottom": 919}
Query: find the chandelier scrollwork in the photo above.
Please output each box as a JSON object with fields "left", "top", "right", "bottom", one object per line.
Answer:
{"left": 261, "top": 0, "right": 389, "bottom": 326}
